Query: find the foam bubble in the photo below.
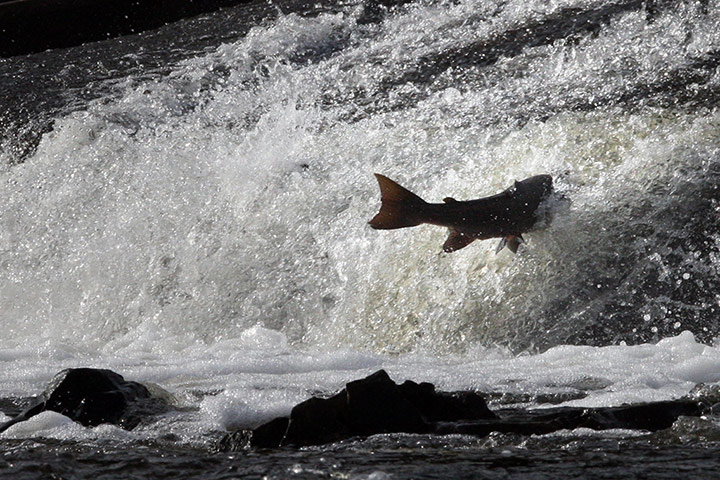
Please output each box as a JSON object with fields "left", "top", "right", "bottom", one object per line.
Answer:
{"left": 200, "top": 388, "right": 301, "bottom": 430}
{"left": 239, "top": 325, "right": 289, "bottom": 351}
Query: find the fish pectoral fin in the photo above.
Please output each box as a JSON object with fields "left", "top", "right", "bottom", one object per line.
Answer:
{"left": 443, "top": 229, "right": 475, "bottom": 252}
{"left": 495, "top": 237, "right": 507, "bottom": 254}
{"left": 497, "top": 235, "right": 525, "bottom": 254}
{"left": 443, "top": 197, "right": 457, "bottom": 203}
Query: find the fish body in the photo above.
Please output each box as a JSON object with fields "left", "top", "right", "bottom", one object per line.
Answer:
{"left": 368, "top": 173, "right": 554, "bottom": 253}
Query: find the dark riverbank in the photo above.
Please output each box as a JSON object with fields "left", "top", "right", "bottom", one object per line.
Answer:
{"left": 0, "top": 0, "right": 258, "bottom": 57}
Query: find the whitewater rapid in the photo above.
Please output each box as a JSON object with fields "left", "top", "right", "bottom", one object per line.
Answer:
{"left": 1, "top": 0, "right": 720, "bottom": 447}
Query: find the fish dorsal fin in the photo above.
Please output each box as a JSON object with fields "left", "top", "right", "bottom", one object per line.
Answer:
{"left": 506, "top": 180, "right": 522, "bottom": 196}
{"left": 443, "top": 229, "right": 475, "bottom": 252}
{"left": 443, "top": 197, "right": 457, "bottom": 203}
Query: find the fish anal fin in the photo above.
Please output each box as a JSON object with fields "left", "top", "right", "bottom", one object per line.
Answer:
{"left": 443, "top": 229, "right": 475, "bottom": 252}
{"left": 496, "top": 235, "right": 525, "bottom": 254}
{"left": 443, "top": 197, "right": 457, "bottom": 203}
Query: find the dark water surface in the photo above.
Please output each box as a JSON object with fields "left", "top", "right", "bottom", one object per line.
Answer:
{"left": 4, "top": 433, "right": 720, "bottom": 479}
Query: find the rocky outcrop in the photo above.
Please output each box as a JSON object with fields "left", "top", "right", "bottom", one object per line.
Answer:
{"left": 0, "top": 368, "right": 169, "bottom": 433}
{"left": 219, "top": 370, "right": 704, "bottom": 451}
{"left": 220, "top": 369, "right": 496, "bottom": 449}
{"left": 267, "top": 370, "right": 496, "bottom": 447}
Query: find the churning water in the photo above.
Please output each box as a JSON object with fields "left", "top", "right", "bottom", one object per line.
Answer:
{"left": 2, "top": 0, "right": 720, "bottom": 477}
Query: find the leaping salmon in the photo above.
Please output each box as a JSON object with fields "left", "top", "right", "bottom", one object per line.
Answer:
{"left": 368, "top": 173, "right": 554, "bottom": 253}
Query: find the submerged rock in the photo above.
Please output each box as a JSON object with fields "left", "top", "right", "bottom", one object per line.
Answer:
{"left": 0, "top": 368, "right": 169, "bottom": 433}
{"left": 439, "top": 400, "right": 703, "bottom": 437}
{"left": 219, "top": 370, "right": 704, "bottom": 450}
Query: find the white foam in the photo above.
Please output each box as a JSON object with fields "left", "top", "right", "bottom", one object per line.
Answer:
{"left": 0, "top": 411, "right": 76, "bottom": 438}
{"left": 0, "top": 411, "right": 134, "bottom": 442}
{"left": 542, "top": 428, "right": 646, "bottom": 439}
{"left": 0, "top": 330, "right": 717, "bottom": 442}
{"left": 200, "top": 388, "right": 302, "bottom": 430}
{"left": 2, "top": 0, "right": 719, "bottom": 356}
{"left": 239, "top": 325, "right": 289, "bottom": 351}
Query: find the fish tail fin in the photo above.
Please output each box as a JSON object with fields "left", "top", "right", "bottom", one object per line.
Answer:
{"left": 369, "top": 174, "right": 428, "bottom": 229}
{"left": 496, "top": 235, "right": 525, "bottom": 254}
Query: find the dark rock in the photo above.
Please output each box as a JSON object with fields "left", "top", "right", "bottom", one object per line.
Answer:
{"left": 227, "top": 369, "right": 495, "bottom": 449}
{"left": 250, "top": 417, "right": 290, "bottom": 448}
{"left": 399, "top": 380, "right": 496, "bottom": 422}
{"left": 0, "top": 368, "right": 168, "bottom": 433}
{"left": 343, "top": 370, "right": 428, "bottom": 436}
{"left": 216, "top": 429, "right": 253, "bottom": 452}
{"left": 579, "top": 400, "right": 703, "bottom": 431}
{"left": 437, "top": 408, "right": 588, "bottom": 437}
{"left": 438, "top": 400, "right": 703, "bottom": 437}
{"left": 284, "top": 392, "right": 354, "bottom": 446}
{"left": 219, "top": 370, "right": 704, "bottom": 450}
{"left": 256, "top": 370, "right": 433, "bottom": 447}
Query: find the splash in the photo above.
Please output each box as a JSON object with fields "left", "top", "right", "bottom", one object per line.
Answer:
{"left": 1, "top": 0, "right": 719, "bottom": 359}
